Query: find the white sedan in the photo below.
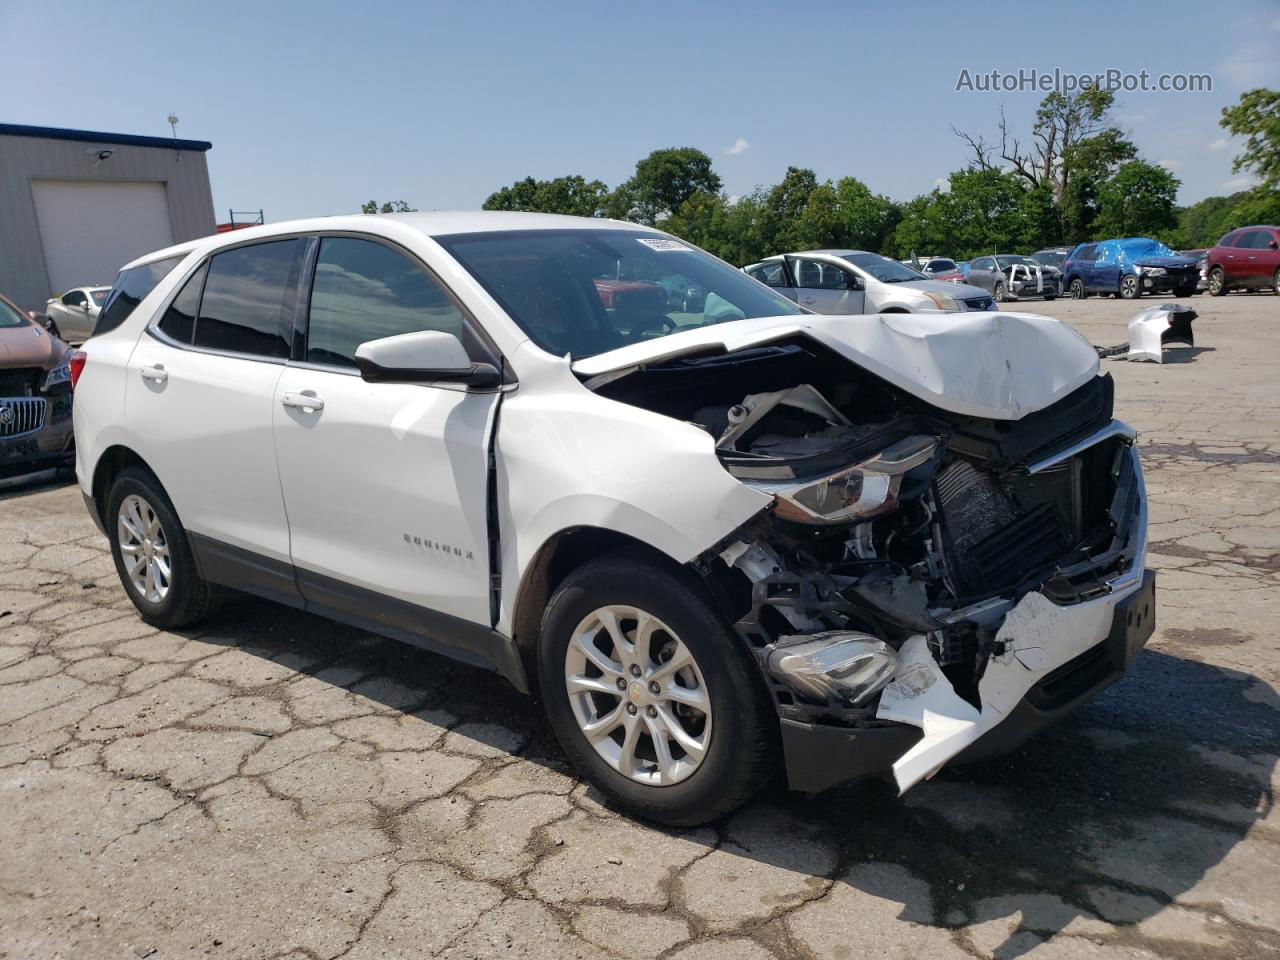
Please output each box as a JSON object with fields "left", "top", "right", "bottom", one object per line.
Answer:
{"left": 43, "top": 286, "right": 110, "bottom": 343}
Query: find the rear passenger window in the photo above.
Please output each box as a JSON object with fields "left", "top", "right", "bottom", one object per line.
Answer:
{"left": 157, "top": 263, "right": 207, "bottom": 344}
{"left": 194, "top": 240, "right": 301, "bottom": 358}
{"left": 96, "top": 255, "right": 184, "bottom": 336}
{"left": 305, "top": 237, "right": 466, "bottom": 368}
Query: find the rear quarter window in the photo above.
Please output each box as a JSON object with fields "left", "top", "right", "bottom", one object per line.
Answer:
{"left": 95, "top": 256, "right": 184, "bottom": 336}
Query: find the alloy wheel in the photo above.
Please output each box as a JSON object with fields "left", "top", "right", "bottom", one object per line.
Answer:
{"left": 563, "top": 604, "right": 712, "bottom": 786}
{"left": 1070, "top": 279, "right": 1084, "bottom": 299}
{"left": 117, "top": 494, "right": 172, "bottom": 603}
{"left": 1209, "top": 268, "right": 1225, "bottom": 296}
{"left": 1121, "top": 276, "right": 1139, "bottom": 299}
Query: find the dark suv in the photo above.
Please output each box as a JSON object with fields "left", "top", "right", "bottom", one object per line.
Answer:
{"left": 1205, "top": 226, "right": 1280, "bottom": 296}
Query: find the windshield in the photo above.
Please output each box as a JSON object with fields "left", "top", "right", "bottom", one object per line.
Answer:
{"left": 1033, "top": 251, "right": 1066, "bottom": 269}
{"left": 840, "top": 253, "right": 924, "bottom": 283}
{"left": 90, "top": 289, "right": 109, "bottom": 305}
{"left": 996, "top": 255, "right": 1042, "bottom": 269}
{"left": 0, "top": 298, "right": 28, "bottom": 329}
{"left": 436, "top": 229, "right": 804, "bottom": 359}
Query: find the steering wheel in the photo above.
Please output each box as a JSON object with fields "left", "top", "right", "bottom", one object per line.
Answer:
{"left": 625, "top": 313, "right": 678, "bottom": 341}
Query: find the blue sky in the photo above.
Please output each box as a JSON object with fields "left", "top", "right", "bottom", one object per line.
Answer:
{"left": 4, "top": 0, "right": 1278, "bottom": 222}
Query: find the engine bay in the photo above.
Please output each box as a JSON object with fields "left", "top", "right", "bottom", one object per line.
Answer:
{"left": 591, "top": 339, "right": 1141, "bottom": 727}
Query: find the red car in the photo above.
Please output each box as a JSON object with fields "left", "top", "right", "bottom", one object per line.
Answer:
{"left": 1205, "top": 225, "right": 1280, "bottom": 296}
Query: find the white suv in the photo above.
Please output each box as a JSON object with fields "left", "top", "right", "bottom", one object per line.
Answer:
{"left": 74, "top": 213, "right": 1154, "bottom": 825}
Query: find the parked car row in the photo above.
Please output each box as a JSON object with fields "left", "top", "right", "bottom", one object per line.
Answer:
{"left": 743, "top": 251, "right": 995, "bottom": 314}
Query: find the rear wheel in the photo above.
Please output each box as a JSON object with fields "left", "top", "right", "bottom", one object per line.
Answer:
{"left": 538, "top": 552, "right": 776, "bottom": 826}
{"left": 1119, "top": 275, "right": 1141, "bottom": 299}
{"left": 1069, "top": 279, "right": 1086, "bottom": 299}
{"left": 106, "top": 467, "right": 223, "bottom": 628}
{"left": 1208, "top": 267, "right": 1226, "bottom": 296}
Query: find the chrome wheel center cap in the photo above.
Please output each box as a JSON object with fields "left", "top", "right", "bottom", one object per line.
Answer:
{"left": 627, "top": 681, "right": 647, "bottom": 705}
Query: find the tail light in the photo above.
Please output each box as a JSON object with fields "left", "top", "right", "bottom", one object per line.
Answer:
{"left": 69, "top": 350, "right": 87, "bottom": 390}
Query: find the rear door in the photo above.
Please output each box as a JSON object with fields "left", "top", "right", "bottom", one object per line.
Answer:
{"left": 272, "top": 234, "right": 500, "bottom": 635}
{"left": 124, "top": 238, "right": 304, "bottom": 599}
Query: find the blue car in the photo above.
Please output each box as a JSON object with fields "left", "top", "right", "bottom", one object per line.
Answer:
{"left": 1061, "top": 238, "right": 1201, "bottom": 300}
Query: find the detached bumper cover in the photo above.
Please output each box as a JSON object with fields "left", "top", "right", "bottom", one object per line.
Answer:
{"left": 781, "top": 569, "right": 1155, "bottom": 793}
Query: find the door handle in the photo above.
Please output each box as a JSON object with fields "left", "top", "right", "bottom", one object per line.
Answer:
{"left": 140, "top": 364, "right": 168, "bottom": 384}
{"left": 281, "top": 391, "right": 324, "bottom": 413}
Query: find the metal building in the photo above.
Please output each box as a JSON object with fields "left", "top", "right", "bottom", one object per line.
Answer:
{"left": 0, "top": 123, "right": 216, "bottom": 312}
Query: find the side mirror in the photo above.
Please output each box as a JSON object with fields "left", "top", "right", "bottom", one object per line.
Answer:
{"left": 1270, "top": 239, "right": 1279, "bottom": 250}
{"left": 354, "top": 330, "right": 501, "bottom": 388}
{"left": 81, "top": 301, "right": 92, "bottom": 311}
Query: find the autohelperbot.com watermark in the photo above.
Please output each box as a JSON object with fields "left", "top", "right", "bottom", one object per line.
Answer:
{"left": 955, "top": 67, "right": 1213, "bottom": 94}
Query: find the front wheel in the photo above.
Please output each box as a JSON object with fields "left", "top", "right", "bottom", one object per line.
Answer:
{"left": 994, "top": 281, "right": 1008, "bottom": 302}
{"left": 1119, "top": 275, "right": 1141, "bottom": 299}
{"left": 1069, "top": 279, "right": 1086, "bottom": 299}
{"left": 1208, "top": 267, "right": 1226, "bottom": 296}
{"left": 538, "top": 552, "right": 777, "bottom": 826}
{"left": 107, "top": 467, "right": 224, "bottom": 629}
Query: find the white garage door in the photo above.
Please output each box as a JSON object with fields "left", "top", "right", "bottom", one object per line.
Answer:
{"left": 32, "top": 180, "right": 175, "bottom": 294}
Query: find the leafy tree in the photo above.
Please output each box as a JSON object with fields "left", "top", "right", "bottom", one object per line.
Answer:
{"left": 613, "top": 148, "right": 722, "bottom": 225}
{"left": 1092, "top": 161, "right": 1180, "bottom": 240}
{"left": 482, "top": 175, "right": 609, "bottom": 217}
{"left": 361, "top": 200, "right": 417, "bottom": 213}
{"left": 1221, "top": 88, "right": 1280, "bottom": 191}
{"left": 1177, "top": 192, "right": 1254, "bottom": 248}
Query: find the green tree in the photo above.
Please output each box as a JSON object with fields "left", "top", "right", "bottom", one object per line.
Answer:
{"left": 613, "top": 148, "right": 722, "bottom": 225}
{"left": 1221, "top": 88, "right": 1280, "bottom": 191}
{"left": 1092, "top": 161, "right": 1180, "bottom": 240}
{"left": 1177, "top": 191, "right": 1254, "bottom": 248}
{"left": 482, "top": 175, "right": 609, "bottom": 217}
{"left": 361, "top": 200, "right": 417, "bottom": 213}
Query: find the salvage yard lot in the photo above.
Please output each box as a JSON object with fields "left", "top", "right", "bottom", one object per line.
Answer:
{"left": 1, "top": 292, "right": 1278, "bottom": 960}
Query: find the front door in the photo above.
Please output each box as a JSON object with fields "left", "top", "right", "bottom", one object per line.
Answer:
{"left": 272, "top": 235, "right": 499, "bottom": 634}
{"left": 786, "top": 257, "right": 866, "bottom": 314}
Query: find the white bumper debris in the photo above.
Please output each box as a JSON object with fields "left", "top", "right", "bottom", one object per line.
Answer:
{"left": 876, "top": 589, "right": 1122, "bottom": 792}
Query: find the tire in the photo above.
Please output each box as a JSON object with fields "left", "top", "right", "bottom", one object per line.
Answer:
{"left": 46, "top": 320, "right": 62, "bottom": 341}
{"left": 1273, "top": 268, "right": 1279, "bottom": 296}
{"left": 1069, "top": 278, "right": 1086, "bottom": 299}
{"left": 537, "top": 551, "right": 777, "bottom": 826}
{"left": 994, "top": 281, "right": 1007, "bottom": 303}
{"left": 1208, "top": 267, "right": 1226, "bottom": 296}
{"left": 1119, "top": 275, "right": 1141, "bottom": 299}
{"left": 106, "top": 466, "right": 223, "bottom": 629}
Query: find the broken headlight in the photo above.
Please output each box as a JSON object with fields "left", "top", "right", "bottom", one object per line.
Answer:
{"left": 765, "top": 434, "right": 939, "bottom": 525}
{"left": 768, "top": 632, "right": 900, "bottom": 705}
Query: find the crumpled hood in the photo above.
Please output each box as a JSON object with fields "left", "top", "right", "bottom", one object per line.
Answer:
{"left": 0, "top": 323, "right": 64, "bottom": 370}
{"left": 572, "top": 311, "right": 1100, "bottom": 421}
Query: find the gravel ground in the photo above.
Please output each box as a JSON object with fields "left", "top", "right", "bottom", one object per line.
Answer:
{"left": 1, "top": 290, "right": 1277, "bottom": 960}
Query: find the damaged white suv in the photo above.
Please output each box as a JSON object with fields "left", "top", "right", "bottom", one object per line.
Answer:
{"left": 73, "top": 213, "right": 1154, "bottom": 825}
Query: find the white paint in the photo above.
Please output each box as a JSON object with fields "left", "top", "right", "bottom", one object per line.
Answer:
{"left": 1125, "top": 306, "right": 1173, "bottom": 363}
{"left": 572, "top": 310, "right": 1101, "bottom": 421}
{"left": 877, "top": 588, "right": 1129, "bottom": 792}
{"left": 32, "top": 180, "right": 173, "bottom": 294}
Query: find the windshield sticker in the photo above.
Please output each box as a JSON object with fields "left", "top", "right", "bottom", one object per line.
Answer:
{"left": 636, "top": 238, "right": 689, "bottom": 252}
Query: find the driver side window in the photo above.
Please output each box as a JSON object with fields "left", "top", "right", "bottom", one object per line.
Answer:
{"left": 793, "top": 259, "right": 849, "bottom": 290}
{"left": 62, "top": 290, "right": 86, "bottom": 307}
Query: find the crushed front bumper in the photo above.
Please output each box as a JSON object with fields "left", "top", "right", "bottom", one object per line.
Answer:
{"left": 781, "top": 569, "right": 1155, "bottom": 793}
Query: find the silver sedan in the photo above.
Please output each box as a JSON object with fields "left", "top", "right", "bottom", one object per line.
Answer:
{"left": 43, "top": 286, "right": 110, "bottom": 344}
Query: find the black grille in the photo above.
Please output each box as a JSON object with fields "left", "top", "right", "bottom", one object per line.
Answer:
{"left": 963, "top": 296, "right": 994, "bottom": 311}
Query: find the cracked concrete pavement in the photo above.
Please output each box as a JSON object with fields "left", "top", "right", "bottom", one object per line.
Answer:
{"left": 1, "top": 292, "right": 1278, "bottom": 959}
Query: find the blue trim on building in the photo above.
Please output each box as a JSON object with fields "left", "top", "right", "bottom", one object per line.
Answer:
{"left": 0, "top": 123, "right": 212, "bottom": 153}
